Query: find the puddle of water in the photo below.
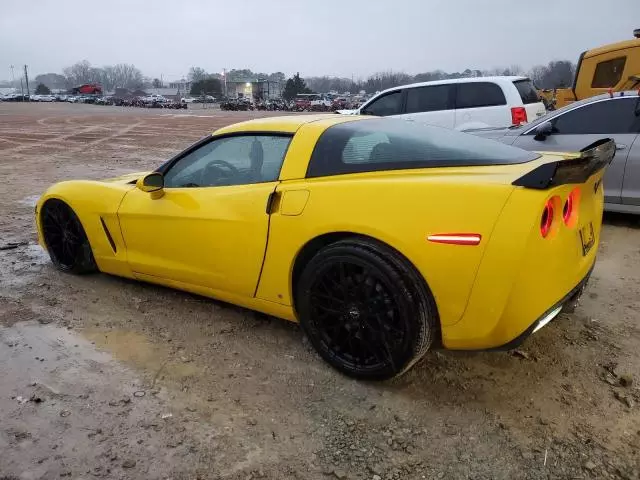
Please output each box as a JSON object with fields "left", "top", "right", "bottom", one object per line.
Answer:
{"left": 0, "top": 321, "right": 114, "bottom": 390}
{"left": 83, "top": 328, "right": 199, "bottom": 381}
{"left": 0, "top": 244, "right": 50, "bottom": 289}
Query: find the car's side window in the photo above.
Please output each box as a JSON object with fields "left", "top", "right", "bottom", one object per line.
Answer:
{"left": 455, "top": 82, "right": 507, "bottom": 109}
{"left": 550, "top": 99, "right": 640, "bottom": 135}
{"left": 361, "top": 91, "right": 404, "bottom": 116}
{"left": 405, "top": 85, "right": 454, "bottom": 114}
{"left": 163, "top": 135, "right": 291, "bottom": 188}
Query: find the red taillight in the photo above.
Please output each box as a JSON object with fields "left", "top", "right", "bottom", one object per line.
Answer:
{"left": 511, "top": 106, "right": 528, "bottom": 126}
{"left": 563, "top": 194, "right": 573, "bottom": 224}
{"left": 563, "top": 188, "right": 581, "bottom": 227}
{"left": 540, "top": 200, "right": 554, "bottom": 238}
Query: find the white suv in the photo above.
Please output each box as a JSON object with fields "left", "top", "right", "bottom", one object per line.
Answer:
{"left": 339, "top": 76, "right": 546, "bottom": 130}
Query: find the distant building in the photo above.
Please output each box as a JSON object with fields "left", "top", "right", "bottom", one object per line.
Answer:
{"left": 168, "top": 80, "right": 191, "bottom": 96}
{"left": 224, "top": 79, "right": 282, "bottom": 100}
{"left": 150, "top": 87, "right": 184, "bottom": 100}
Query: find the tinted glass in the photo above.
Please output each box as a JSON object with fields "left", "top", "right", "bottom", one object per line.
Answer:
{"left": 456, "top": 82, "right": 507, "bottom": 109}
{"left": 522, "top": 94, "right": 613, "bottom": 132}
{"left": 513, "top": 79, "right": 540, "bottom": 104}
{"left": 361, "top": 91, "right": 403, "bottom": 116}
{"left": 591, "top": 57, "right": 626, "bottom": 88}
{"left": 552, "top": 98, "right": 640, "bottom": 134}
{"left": 307, "top": 119, "right": 539, "bottom": 178}
{"left": 405, "top": 84, "right": 453, "bottom": 113}
{"left": 164, "top": 135, "right": 291, "bottom": 188}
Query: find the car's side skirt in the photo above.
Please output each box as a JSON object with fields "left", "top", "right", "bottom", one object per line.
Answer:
{"left": 133, "top": 272, "right": 298, "bottom": 323}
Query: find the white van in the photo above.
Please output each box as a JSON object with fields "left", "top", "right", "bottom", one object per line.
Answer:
{"left": 339, "top": 76, "right": 546, "bottom": 130}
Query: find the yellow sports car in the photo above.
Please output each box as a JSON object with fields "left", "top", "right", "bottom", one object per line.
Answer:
{"left": 36, "top": 115, "right": 614, "bottom": 380}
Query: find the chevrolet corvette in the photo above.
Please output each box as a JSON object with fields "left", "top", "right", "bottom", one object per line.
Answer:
{"left": 36, "top": 115, "right": 615, "bottom": 379}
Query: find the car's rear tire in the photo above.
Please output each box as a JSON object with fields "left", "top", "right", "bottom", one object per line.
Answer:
{"left": 296, "top": 237, "right": 437, "bottom": 380}
{"left": 41, "top": 199, "right": 97, "bottom": 274}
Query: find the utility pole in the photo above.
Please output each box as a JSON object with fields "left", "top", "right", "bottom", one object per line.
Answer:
{"left": 24, "top": 65, "right": 30, "bottom": 98}
{"left": 222, "top": 68, "right": 227, "bottom": 98}
{"left": 10, "top": 65, "right": 15, "bottom": 86}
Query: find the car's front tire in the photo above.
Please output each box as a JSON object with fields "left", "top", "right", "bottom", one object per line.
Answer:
{"left": 296, "top": 237, "right": 437, "bottom": 380}
{"left": 40, "top": 199, "right": 97, "bottom": 274}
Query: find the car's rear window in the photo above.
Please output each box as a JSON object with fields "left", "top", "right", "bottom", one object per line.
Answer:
{"left": 306, "top": 118, "right": 539, "bottom": 178}
{"left": 513, "top": 79, "right": 540, "bottom": 104}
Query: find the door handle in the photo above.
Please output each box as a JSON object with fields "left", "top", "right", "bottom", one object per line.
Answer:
{"left": 616, "top": 143, "right": 627, "bottom": 150}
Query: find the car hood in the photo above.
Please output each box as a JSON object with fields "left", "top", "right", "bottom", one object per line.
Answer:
{"left": 463, "top": 127, "right": 512, "bottom": 140}
{"left": 336, "top": 109, "right": 358, "bottom": 115}
{"left": 101, "top": 171, "right": 149, "bottom": 184}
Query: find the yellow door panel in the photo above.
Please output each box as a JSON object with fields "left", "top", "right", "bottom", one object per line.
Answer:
{"left": 118, "top": 183, "right": 276, "bottom": 297}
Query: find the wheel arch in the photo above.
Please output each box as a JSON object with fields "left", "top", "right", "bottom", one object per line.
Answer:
{"left": 290, "top": 231, "right": 441, "bottom": 341}
{"left": 36, "top": 182, "right": 133, "bottom": 276}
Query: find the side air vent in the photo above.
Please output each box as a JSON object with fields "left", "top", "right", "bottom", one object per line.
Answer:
{"left": 100, "top": 217, "right": 117, "bottom": 253}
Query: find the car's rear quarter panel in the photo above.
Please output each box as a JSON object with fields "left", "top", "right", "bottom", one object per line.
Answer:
{"left": 443, "top": 172, "right": 604, "bottom": 349}
{"left": 256, "top": 170, "right": 515, "bottom": 327}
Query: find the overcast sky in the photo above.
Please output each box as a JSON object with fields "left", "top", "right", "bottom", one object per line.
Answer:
{"left": 1, "top": 0, "right": 638, "bottom": 81}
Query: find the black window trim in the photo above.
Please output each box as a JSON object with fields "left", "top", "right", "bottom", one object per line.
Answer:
{"left": 522, "top": 96, "right": 636, "bottom": 136}
{"left": 572, "top": 50, "right": 586, "bottom": 95}
{"left": 155, "top": 131, "right": 294, "bottom": 178}
{"left": 360, "top": 89, "right": 407, "bottom": 116}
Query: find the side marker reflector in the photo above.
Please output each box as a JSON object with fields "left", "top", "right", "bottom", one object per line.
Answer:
{"left": 427, "top": 234, "right": 482, "bottom": 246}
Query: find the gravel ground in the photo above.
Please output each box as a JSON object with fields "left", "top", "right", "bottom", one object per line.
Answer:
{"left": 0, "top": 102, "right": 639, "bottom": 480}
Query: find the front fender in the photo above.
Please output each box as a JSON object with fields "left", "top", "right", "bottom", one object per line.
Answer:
{"left": 36, "top": 180, "right": 135, "bottom": 277}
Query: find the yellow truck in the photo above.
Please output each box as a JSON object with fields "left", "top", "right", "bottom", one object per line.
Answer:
{"left": 542, "top": 29, "right": 640, "bottom": 109}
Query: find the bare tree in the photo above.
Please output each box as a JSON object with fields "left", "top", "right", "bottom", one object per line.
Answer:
{"left": 111, "top": 64, "right": 144, "bottom": 89}
{"left": 34, "top": 73, "right": 67, "bottom": 90}
{"left": 527, "top": 61, "right": 576, "bottom": 89}
{"left": 63, "top": 60, "right": 95, "bottom": 86}
{"left": 188, "top": 67, "right": 208, "bottom": 83}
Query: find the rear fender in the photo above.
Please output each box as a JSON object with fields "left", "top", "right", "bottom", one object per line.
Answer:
{"left": 443, "top": 153, "right": 608, "bottom": 349}
{"left": 256, "top": 175, "right": 515, "bottom": 327}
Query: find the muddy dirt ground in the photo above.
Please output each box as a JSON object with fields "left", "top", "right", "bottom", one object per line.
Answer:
{"left": 0, "top": 102, "right": 639, "bottom": 480}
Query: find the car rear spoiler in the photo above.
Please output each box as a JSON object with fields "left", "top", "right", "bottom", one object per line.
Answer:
{"left": 512, "top": 138, "right": 615, "bottom": 190}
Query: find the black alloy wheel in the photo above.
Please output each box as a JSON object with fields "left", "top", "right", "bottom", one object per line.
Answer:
{"left": 297, "top": 238, "right": 436, "bottom": 380}
{"left": 41, "top": 199, "right": 97, "bottom": 274}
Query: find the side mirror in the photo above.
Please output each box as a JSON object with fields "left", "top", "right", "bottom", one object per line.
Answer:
{"left": 136, "top": 172, "right": 164, "bottom": 194}
{"left": 534, "top": 122, "right": 553, "bottom": 141}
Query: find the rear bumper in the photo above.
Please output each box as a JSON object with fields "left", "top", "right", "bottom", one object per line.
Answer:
{"left": 486, "top": 263, "right": 594, "bottom": 351}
